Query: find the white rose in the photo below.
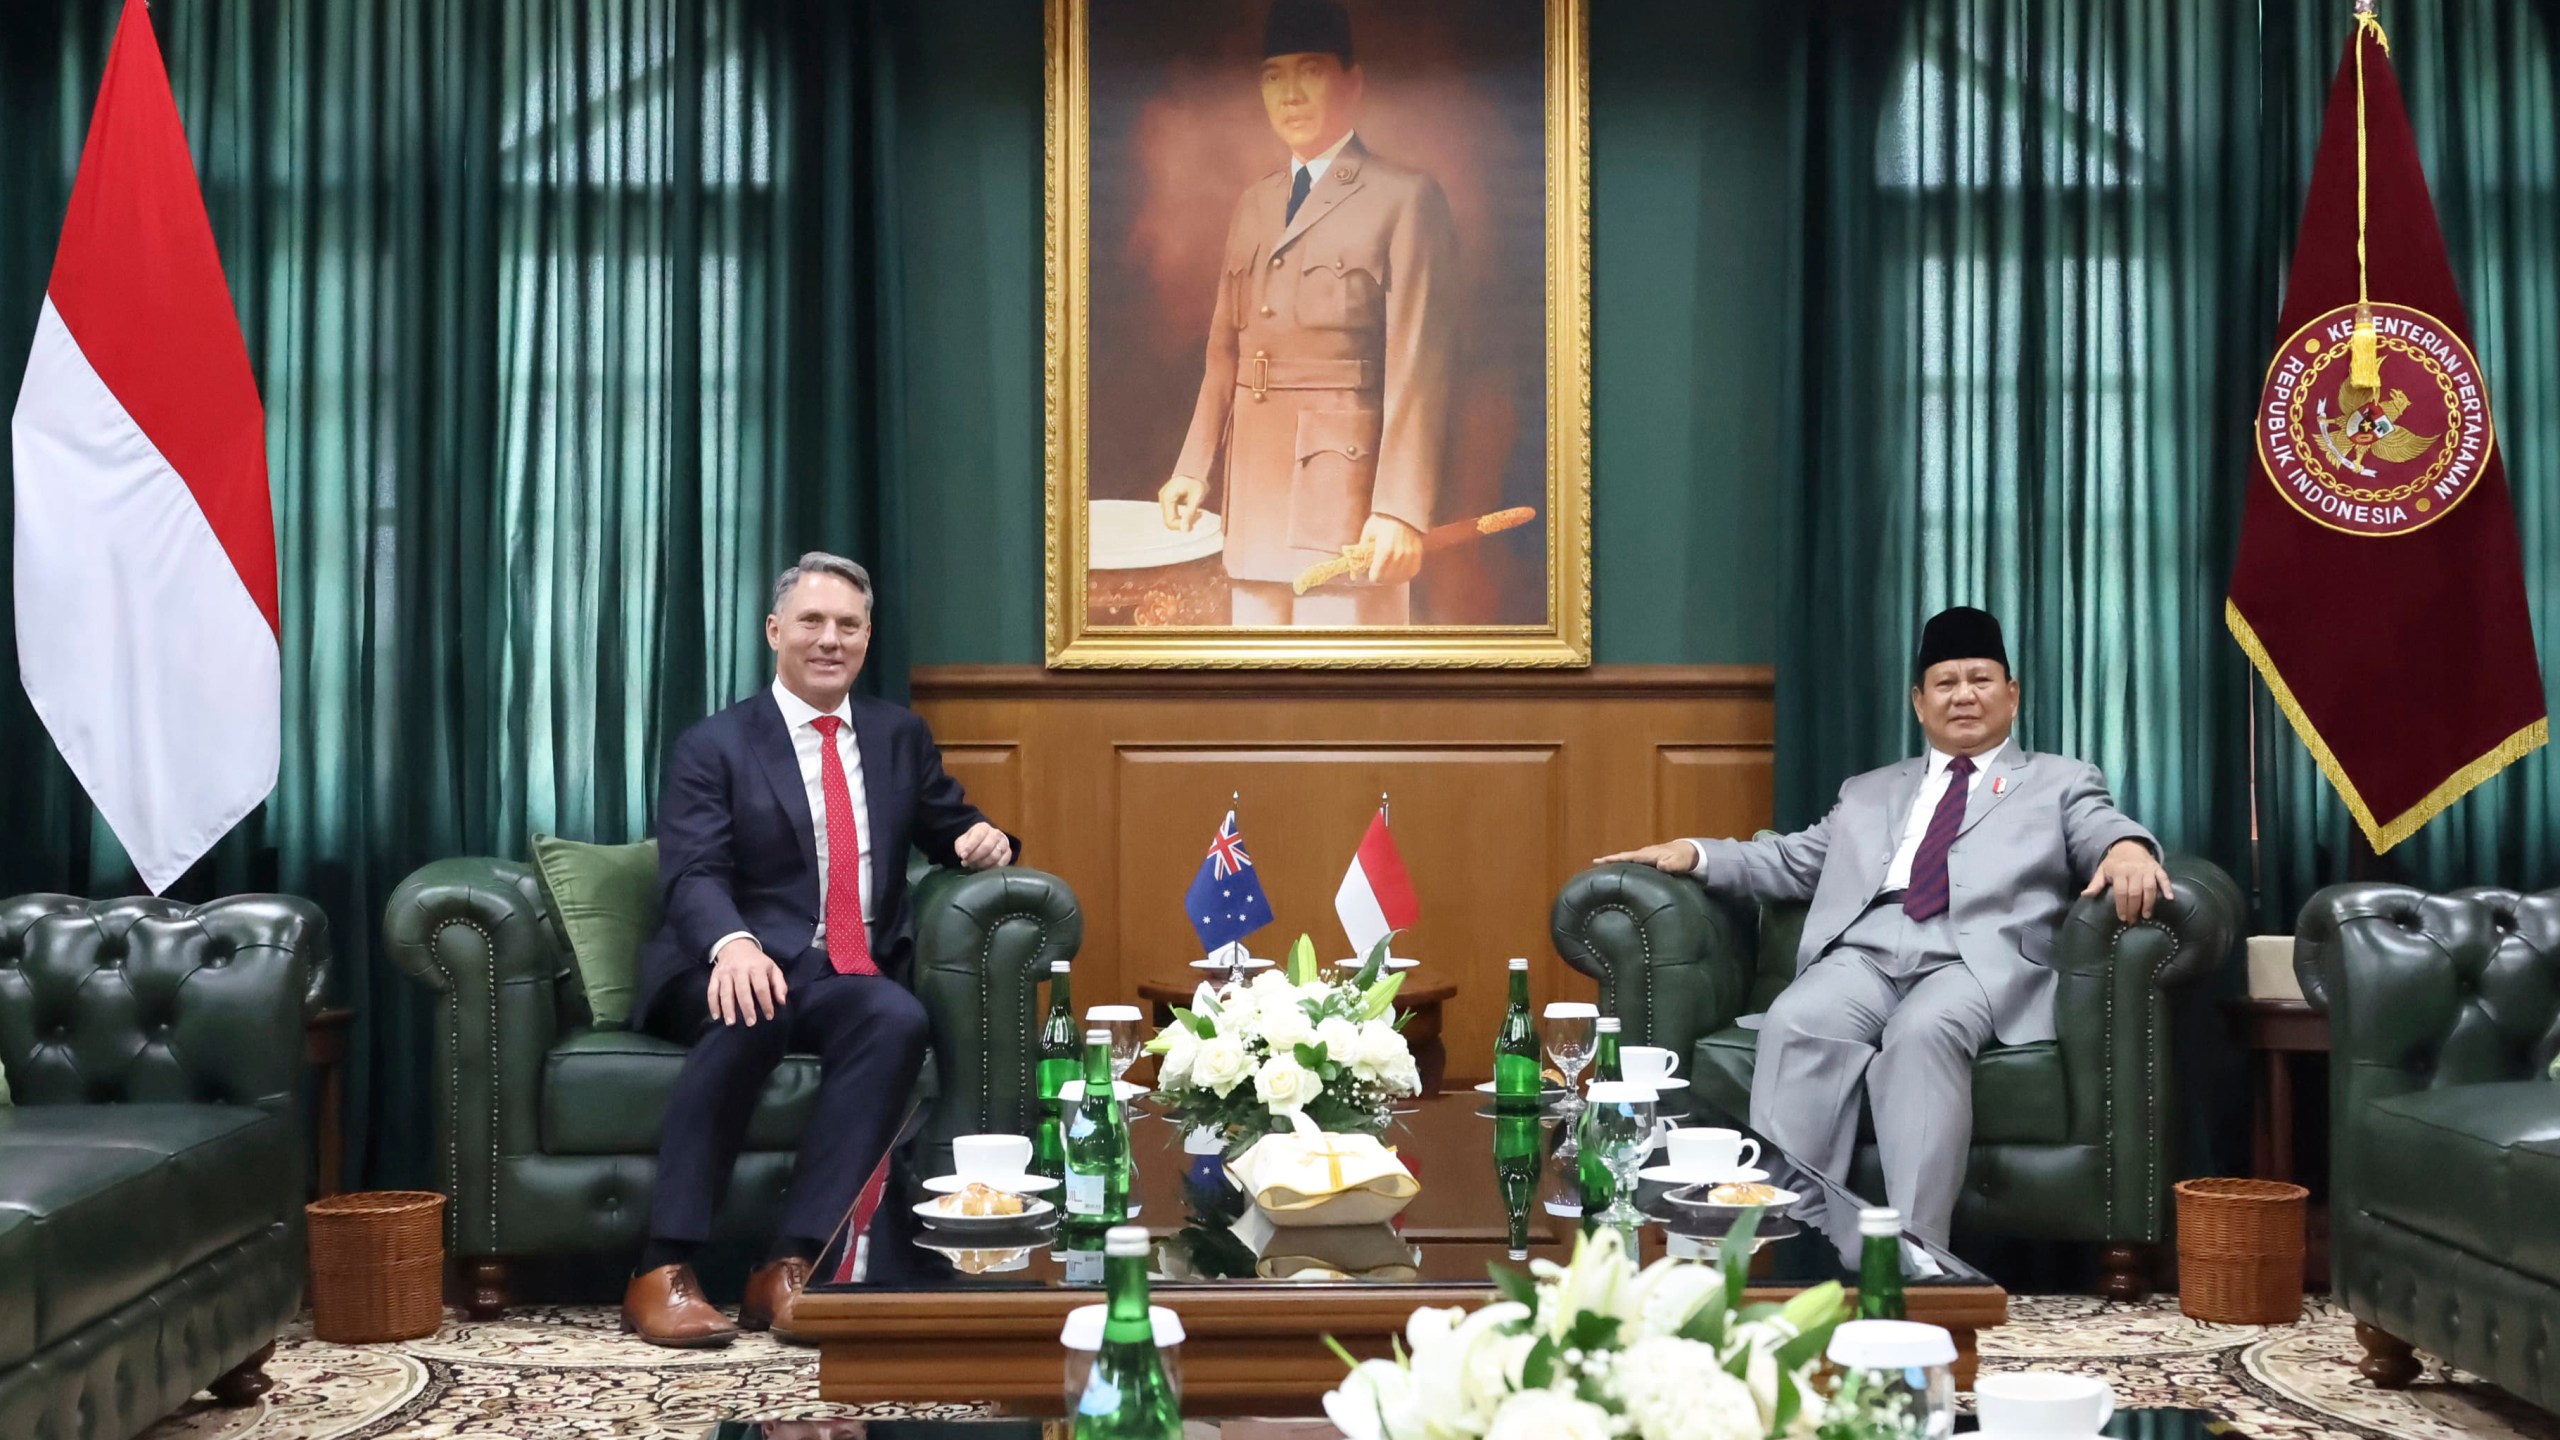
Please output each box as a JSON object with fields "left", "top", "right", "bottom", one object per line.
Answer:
{"left": 1254, "top": 1053, "right": 1324, "bottom": 1112}
{"left": 1484, "top": 1391, "right": 1614, "bottom": 1440}
{"left": 1610, "top": 1337, "right": 1765, "bottom": 1440}
{"left": 1249, "top": 969, "right": 1297, "bottom": 1000}
{"left": 1192, "top": 1034, "right": 1252, "bottom": 1097}
{"left": 1315, "top": 1016, "right": 1363, "bottom": 1062}
{"left": 1254, "top": 1000, "right": 1317, "bottom": 1052}
{"left": 1352, "top": 1020, "right": 1411, "bottom": 1078}
{"left": 1158, "top": 1023, "right": 1202, "bottom": 1090}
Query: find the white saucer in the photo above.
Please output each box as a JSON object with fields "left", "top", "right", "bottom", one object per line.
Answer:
{"left": 923, "top": 1172, "right": 1061, "bottom": 1196}
{"left": 1058, "top": 1080, "right": 1149, "bottom": 1103}
{"left": 1190, "top": 956, "right": 1275, "bottom": 972}
{"left": 913, "top": 1194, "right": 1055, "bottom": 1229}
{"left": 1638, "top": 1163, "right": 1769, "bottom": 1187}
{"left": 1472, "top": 1080, "right": 1568, "bottom": 1097}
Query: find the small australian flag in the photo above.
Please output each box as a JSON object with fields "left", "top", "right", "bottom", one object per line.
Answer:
{"left": 1185, "top": 809, "right": 1275, "bottom": 953}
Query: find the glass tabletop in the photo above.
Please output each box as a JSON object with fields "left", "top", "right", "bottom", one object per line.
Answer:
{"left": 707, "top": 1422, "right": 1341, "bottom": 1438}
{"left": 823, "top": 1089, "right": 1988, "bottom": 1297}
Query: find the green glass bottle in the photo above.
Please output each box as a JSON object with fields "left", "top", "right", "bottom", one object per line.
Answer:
{"left": 1856, "top": 1206, "right": 1907, "bottom": 1320}
{"left": 1060, "top": 1220, "right": 1107, "bottom": 1287}
{"left": 1576, "top": 1115, "right": 1613, "bottom": 1234}
{"left": 1065, "top": 1030, "right": 1130, "bottom": 1229}
{"left": 1591, "top": 1015, "right": 1624, "bottom": 1083}
{"left": 1493, "top": 1112, "right": 1542, "bottom": 1260}
{"left": 1072, "top": 1225, "right": 1182, "bottom": 1438}
{"left": 1033, "top": 961, "right": 1077, "bottom": 1181}
{"left": 1494, "top": 958, "right": 1541, "bottom": 1114}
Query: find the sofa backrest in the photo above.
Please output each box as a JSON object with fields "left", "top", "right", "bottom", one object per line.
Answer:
{"left": 0, "top": 894, "right": 327, "bottom": 1116}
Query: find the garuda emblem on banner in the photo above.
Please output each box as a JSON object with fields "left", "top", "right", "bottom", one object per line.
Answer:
{"left": 2255, "top": 299, "right": 2495, "bottom": 538}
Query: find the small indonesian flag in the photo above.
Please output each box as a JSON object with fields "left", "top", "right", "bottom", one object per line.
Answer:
{"left": 1334, "top": 807, "right": 1419, "bottom": 957}
{"left": 11, "top": 1, "right": 279, "bottom": 892}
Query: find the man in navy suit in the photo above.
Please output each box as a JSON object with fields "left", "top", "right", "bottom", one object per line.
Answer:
{"left": 621, "top": 552, "right": 1017, "bottom": 1348}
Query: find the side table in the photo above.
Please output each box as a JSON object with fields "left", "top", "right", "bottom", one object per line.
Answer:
{"left": 1135, "top": 975, "right": 1456, "bottom": 1096}
{"left": 2226, "top": 997, "right": 2329, "bottom": 1286}
{"left": 306, "top": 1005, "right": 355, "bottom": 1196}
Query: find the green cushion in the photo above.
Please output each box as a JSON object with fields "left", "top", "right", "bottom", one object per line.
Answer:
{"left": 529, "top": 834, "right": 660, "bottom": 1028}
{"left": 2360, "top": 1081, "right": 2560, "bottom": 1269}
{"left": 1691, "top": 1026, "right": 2068, "bottom": 1146}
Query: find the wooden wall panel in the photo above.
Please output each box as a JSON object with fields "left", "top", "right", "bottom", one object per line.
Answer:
{"left": 911, "top": 666, "right": 1773, "bottom": 1083}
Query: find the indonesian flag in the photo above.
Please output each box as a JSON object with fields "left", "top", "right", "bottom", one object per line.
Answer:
{"left": 12, "top": 1, "right": 279, "bottom": 893}
{"left": 2225, "top": 8, "right": 2545, "bottom": 852}
{"left": 1334, "top": 807, "right": 1419, "bottom": 957}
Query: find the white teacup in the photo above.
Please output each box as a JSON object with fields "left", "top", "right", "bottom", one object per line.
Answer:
{"left": 1976, "top": 1371, "right": 2115, "bottom": 1436}
{"left": 1622, "top": 1045, "right": 1682, "bottom": 1083}
{"left": 1659, "top": 1125, "right": 1759, "bottom": 1176}
{"left": 952, "top": 1133, "right": 1034, "bottom": 1180}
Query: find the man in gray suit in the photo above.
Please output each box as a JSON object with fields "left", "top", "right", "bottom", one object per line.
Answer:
{"left": 1600, "top": 607, "right": 2170, "bottom": 1247}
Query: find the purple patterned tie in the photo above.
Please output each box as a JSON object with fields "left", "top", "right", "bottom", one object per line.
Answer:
{"left": 1902, "top": 754, "right": 1976, "bottom": 921}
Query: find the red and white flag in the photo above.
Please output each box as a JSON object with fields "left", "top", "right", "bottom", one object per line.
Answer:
{"left": 1334, "top": 806, "right": 1419, "bottom": 957}
{"left": 12, "top": 1, "right": 278, "bottom": 893}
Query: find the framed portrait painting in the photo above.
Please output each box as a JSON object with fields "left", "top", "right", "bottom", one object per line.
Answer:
{"left": 1044, "top": 0, "right": 1591, "bottom": 667}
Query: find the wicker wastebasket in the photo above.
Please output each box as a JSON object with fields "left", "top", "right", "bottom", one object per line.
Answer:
{"left": 2174, "top": 1177, "right": 2307, "bottom": 1324}
{"left": 307, "top": 1191, "right": 448, "bottom": 1342}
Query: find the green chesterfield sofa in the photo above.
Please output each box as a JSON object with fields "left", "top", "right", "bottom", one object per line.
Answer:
{"left": 2296, "top": 883, "right": 2560, "bottom": 1416}
{"left": 0, "top": 894, "right": 328, "bottom": 1440}
{"left": 385, "top": 858, "right": 1078, "bottom": 1315}
{"left": 1553, "top": 854, "right": 2241, "bottom": 1296}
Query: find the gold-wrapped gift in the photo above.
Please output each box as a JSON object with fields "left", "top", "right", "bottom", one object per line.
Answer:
{"left": 1230, "top": 1207, "right": 1420, "bottom": 1281}
{"left": 1226, "top": 1111, "right": 1419, "bottom": 1228}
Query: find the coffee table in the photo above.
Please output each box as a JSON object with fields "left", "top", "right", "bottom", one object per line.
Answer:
{"left": 788, "top": 1092, "right": 2007, "bottom": 1414}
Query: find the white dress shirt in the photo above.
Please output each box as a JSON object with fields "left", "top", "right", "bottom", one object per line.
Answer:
{"left": 1293, "top": 130, "right": 1357, "bottom": 190}
{"left": 1880, "top": 739, "right": 2008, "bottom": 890}
{"left": 708, "top": 679, "right": 874, "bottom": 963}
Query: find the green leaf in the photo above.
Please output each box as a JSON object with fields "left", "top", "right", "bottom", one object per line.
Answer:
{"left": 1357, "top": 971, "right": 1407, "bottom": 1022}
{"left": 1295, "top": 1041, "right": 1326, "bottom": 1070}
{"left": 1735, "top": 1302, "right": 1782, "bottom": 1324}
{"left": 1720, "top": 1207, "right": 1763, "bottom": 1313}
{"left": 1288, "top": 934, "right": 1320, "bottom": 985}
{"left": 1352, "top": 933, "right": 1394, "bottom": 988}
{"left": 1488, "top": 1261, "right": 1537, "bottom": 1309}
{"left": 1520, "top": 1336, "right": 1557, "bottom": 1391}
{"left": 1776, "top": 1319, "right": 1834, "bottom": 1374}
{"left": 1565, "top": 1311, "right": 1621, "bottom": 1353}
{"left": 1675, "top": 1285, "right": 1729, "bottom": 1344}
{"left": 1773, "top": 1370, "right": 1801, "bottom": 1432}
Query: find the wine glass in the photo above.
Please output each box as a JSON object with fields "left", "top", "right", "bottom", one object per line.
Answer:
{"left": 1086, "top": 1005, "right": 1146, "bottom": 1088}
{"left": 1542, "top": 1002, "right": 1598, "bottom": 1156}
{"left": 1579, "top": 1081, "right": 1657, "bottom": 1233}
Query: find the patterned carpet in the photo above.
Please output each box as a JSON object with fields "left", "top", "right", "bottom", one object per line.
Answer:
{"left": 137, "top": 1295, "right": 2559, "bottom": 1440}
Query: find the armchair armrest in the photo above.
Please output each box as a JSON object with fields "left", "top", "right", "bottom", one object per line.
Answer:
{"left": 384, "top": 858, "right": 573, "bottom": 1255}
{"left": 908, "top": 865, "right": 1083, "bottom": 1152}
{"left": 1550, "top": 863, "right": 1755, "bottom": 1060}
{"left": 2047, "top": 852, "right": 2240, "bottom": 1240}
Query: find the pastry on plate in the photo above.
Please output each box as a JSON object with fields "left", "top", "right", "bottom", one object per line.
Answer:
{"left": 1708, "top": 1182, "right": 1781, "bottom": 1206}
{"left": 950, "top": 1181, "right": 1025, "bottom": 1217}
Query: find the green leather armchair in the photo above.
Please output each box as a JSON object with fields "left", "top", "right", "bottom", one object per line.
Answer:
{"left": 2297, "top": 884, "right": 2560, "bottom": 1416}
{"left": 1552, "top": 854, "right": 2240, "bottom": 1296}
{"left": 384, "top": 858, "right": 1079, "bottom": 1316}
{"left": 0, "top": 893, "right": 329, "bottom": 1440}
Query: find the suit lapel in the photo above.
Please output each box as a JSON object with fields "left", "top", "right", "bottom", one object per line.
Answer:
{"left": 747, "top": 696, "right": 820, "bottom": 877}
{"left": 1953, "top": 744, "right": 2026, "bottom": 840}
{"left": 851, "top": 698, "right": 899, "bottom": 914}
{"left": 1883, "top": 758, "right": 1928, "bottom": 850}
{"left": 1273, "top": 140, "right": 1368, "bottom": 256}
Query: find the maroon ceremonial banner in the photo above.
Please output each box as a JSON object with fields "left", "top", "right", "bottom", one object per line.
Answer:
{"left": 2227, "top": 9, "right": 2546, "bottom": 852}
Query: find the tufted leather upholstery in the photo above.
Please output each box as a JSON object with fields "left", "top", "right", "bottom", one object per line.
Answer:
{"left": 2298, "top": 883, "right": 2560, "bottom": 1416}
{"left": 385, "top": 856, "right": 1079, "bottom": 1281}
{"left": 1554, "top": 854, "right": 2241, "bottom": 1247}
{"left": 0, "top": 893, "right": 326, "bottom": 1440}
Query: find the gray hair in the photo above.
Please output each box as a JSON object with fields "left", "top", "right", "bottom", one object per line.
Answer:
{"left": 770, "top": 551, "right": 873, "bottom": 616}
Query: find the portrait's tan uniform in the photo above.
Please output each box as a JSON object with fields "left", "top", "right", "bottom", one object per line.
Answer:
{"left": 1174, "top": 138, "right": 1458, "bottom": 620}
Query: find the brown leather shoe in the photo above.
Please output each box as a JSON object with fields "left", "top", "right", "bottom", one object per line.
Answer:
{"left": 740, "top": 1255, "right": 814, "bottom": 1334}
{"left": 620, "top": 1264, "right": 738, "bottom": 1348}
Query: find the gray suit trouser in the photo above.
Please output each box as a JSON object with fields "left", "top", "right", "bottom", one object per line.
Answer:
{"left": 1747, "top": 897, "right": 1997, "bottom": 1249}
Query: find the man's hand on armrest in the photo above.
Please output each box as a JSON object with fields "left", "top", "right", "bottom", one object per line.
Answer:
{"left": 953, "top": 821, "right": 1014, "bottom": 870}
{"left": 1594, "top": 839, "right": 1702, "bottom": 874}
{"left": 710, "top": 936, "right": 788, "bottom": 1026}
{"left": 2080, "top": 838, "right": 2175, "bottom": 923}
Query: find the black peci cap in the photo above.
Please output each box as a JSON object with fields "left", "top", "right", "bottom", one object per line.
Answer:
{"left": 1913, "top": 606, "right": 2009, "bottom": 681}
{"left": 1264, "top": 0, "right": 1354, "bottom": 66}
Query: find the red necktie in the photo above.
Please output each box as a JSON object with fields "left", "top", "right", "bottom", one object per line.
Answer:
{"left": 809, "top": 715, "right": 877, "bottom": 976}
{"left": 1902, "top": 753, "right": 1975, "bottom": 921}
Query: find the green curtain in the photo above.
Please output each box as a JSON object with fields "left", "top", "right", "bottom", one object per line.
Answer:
{"left": 0, "top": 0, "right": 1039, "bottom": 1186}
{"left": 1779, "top": 0, "right": 2560, "bottom": 927}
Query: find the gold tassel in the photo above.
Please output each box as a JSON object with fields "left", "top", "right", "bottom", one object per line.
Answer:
{"left": 2350, "top": 2, "right": 2388, "bottom": 393}
{"left": 2351, "top": 309, "right": 2381, "bottom": 390}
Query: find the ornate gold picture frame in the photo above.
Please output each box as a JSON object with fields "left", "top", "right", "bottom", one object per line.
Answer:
{"left": 1044, "top": 0, "right": 1591, "bottom": 668}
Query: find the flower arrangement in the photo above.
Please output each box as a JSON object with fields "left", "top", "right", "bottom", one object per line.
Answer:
{"left": 1322, "top": 1219, "right": 1848, "bottom": 1440}
{"left": 1147, "top": 934, "right": 1422, "bottom": 1149}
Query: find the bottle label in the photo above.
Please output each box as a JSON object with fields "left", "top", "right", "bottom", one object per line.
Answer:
{"left": 1066, "top": 1170, "right": 1107, "bottom": 1215}
{"left": 1064, "top": 1247, "right": 1105, "bottom": 1285}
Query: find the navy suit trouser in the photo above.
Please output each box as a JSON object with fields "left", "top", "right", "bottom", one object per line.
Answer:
{"left": 643, "top": 942, "right": 931, "bottom": 1246}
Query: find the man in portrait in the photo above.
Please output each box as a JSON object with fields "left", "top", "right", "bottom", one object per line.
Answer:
{"left": 1156, "top": 0, "right": 1459, "bottom": 626}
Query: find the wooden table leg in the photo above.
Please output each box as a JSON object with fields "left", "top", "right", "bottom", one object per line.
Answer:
{"left": 2268, "top": 1050, "right": 2296, "bottom": 1186}
{"left": 305, "top": 1006, "right": 355, "bottom": 1196}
